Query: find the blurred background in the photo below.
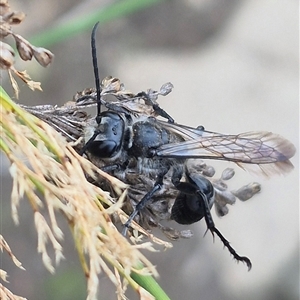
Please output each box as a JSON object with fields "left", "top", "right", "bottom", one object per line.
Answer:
{"left": 1, "top": 0, "right": 299, "bottom": 299}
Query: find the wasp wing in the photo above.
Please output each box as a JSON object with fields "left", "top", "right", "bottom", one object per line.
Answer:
{"left": 155, "top": 121, "right": 295, "bottom": 175}
{"left": 21, "top": 104, "right": 88, "bottom": 142}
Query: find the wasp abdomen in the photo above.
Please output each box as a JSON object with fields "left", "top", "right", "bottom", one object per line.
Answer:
{"left": 171, "top": 174, "right": 214, "bottom": 225}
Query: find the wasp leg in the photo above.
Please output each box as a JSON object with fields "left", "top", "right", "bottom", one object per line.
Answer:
{"left": 79, "top": 129, "right": 101, "bottom": 155}
{"left": 172, "top": 170, "right": 252, "bottom": 270}
{"left": 152, "top": 103, "right": 174, "bottom": 123}
{"left": 122, "top": 167, "right": 169, "bottom": 236}
{"left": 198, "top": 190, "right": 252, "bottom": 270}
{"left": 75, "top": 94, "right": 97, "bottom": 104}
{"left": 135, "top": 91, "right": 174, "bottom": 123}
{"left": 100, "top": 159, "right": 129, "bottom": 173}
{"left": 212, "top": 227, "right": 252, "bottom": 271}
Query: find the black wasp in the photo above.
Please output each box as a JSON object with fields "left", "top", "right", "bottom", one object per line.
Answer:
{"left": 79, "top": 22, "right": 295, "bottom": 270}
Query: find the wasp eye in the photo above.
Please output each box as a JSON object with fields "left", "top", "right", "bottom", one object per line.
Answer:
{"left": 90, "top": 140, "right": 118, "bottom": 157}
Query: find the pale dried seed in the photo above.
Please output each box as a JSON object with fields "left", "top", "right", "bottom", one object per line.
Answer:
{"left": 231, "top": 182, "right": 261, "bottom": 201}
{"left": 214, "top": 202, "right": 229, "bottom": 217}
{"left": 18, "top": 45, "right": 33, "bottom": 61}
{"left": 159, "top": 82, "right": 174, "bottom": 96}
{"left": 5, "top": 11, "right": 25, "bottom": 24}
{"left": 32, "top": 46, "right": 54, "bottom": 67}
{"left": 215, "top": 189, "right": 236, "bottom": 205}
{"left": 0, "top": 22, "right": 11, "bottom": 37}
{"left": 179, "top": 229, "right": 194, "bottom": 239}
{"left": 212, "top": 179, "right": 228, "bottom": 191}
{"left": 0, "top": 41, "right": 14, "bottom": 69}
{"left": 14, "top": 34, "right": 33, "bottom": 60}
{"left": 159, "top": 226, "right": 182, "bottom": 240}
{"left": 0, "top": 0, "right": 10, "bottom": 15}
{"left": 221, "top": 167, "right": 235, "bottom": 180}
{"left": 202, "top": 165, "right": 215, "bottom": 177}
{"left": 102, "top": 76, "right": 121, "bottom": 93}
{"left": 0, "top": 0, "right": 9, "bottom": 6}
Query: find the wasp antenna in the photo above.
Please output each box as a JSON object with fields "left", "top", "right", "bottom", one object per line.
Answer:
{"left": 91, "top": 21, "right": 101, "bottom": 123}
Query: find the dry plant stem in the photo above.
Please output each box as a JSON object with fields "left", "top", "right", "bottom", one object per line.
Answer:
{"left": 0, "top": 235, "right": 25, "bottom": 273}
{"left": 0, "top": 284, "right": 27, "bottom": 300}
{"left": 0, "top": 88, "right": 169, "bottom": 299}
{"left": 0, "top": 235, "right": 26, "bottom": 300}
{"left": 0, "top": 0, "right": 53, "bottom": 97}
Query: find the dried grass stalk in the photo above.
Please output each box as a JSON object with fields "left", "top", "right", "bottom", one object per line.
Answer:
{"left": 0, "top": 88, "right": 166, "bottom": 300}
{"left": 0, "top": 235, "right": 26, "bottom": 300}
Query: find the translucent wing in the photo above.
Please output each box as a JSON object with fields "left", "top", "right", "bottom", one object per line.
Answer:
{"left": 21, "top": 104, "right": 88, "bottom": 141}
{"left": 155, "top": 120, "right": 296, "bottom": 175}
